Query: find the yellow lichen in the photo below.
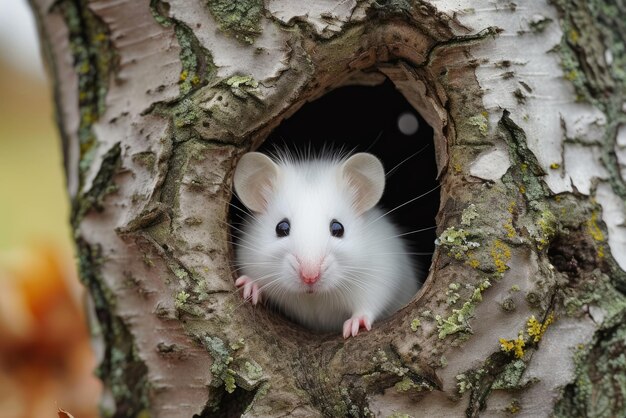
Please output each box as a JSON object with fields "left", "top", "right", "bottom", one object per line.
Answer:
{"left": 526, "top": 316, "right": 542, "bottom": 342}
{"left": 541, "top": 313, "right": 554, "bottom": 337}
{"left": 491, "top": 239, "right": 511, "bottom": 273}
{"left": 519, "top": 185, "right": 526, "bottom": 194}
{"left": 507, "top": 201, "right": 517, "bottom": 214}
{"left": 597, "top": 244, "right": 605, "bottom": 258}
{"left": 504, "top": 219, "right": 516, "bottom": 238}
{"left": 587, "top": 211, "right": 604, "bottom": 241}
{"left": 467, "top": 258, "right": 480, "bottom": 269}
{"left": 499, "top": 333, "right": 525, "bottom": 359}
{"left": 505, "top": 399, "right": 521, "bottom": 414}
{"left": 565, "top": 70, "right": 578, "bottom": 81}
{"left": 454, "top": 163, "right": 462, "bottom": 173}
{"left": 179, "top": 70, "right": 188, "bottom": 81}
{"left": 550, "top": 162, "right": 560, "bottom": 169}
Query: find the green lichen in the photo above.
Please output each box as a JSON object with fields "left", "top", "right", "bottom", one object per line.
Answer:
{"left": 461, "top": 204, "right": 479, "bottom": 226}
{"left": 151, "top": 1, "right": 217, "bottom": 97}
{"left": 554, "top": 310, "right": 626, "bottom": 418}
{"left": 392, "top": 376, "right": 434, "bottom": 394}
{"left": 224, "top": 369, "right": 237, "bottom": 393}
{"left": 563, "top": 271, "right": 626, "bottom": 319}
{"left": 175, "top": 290, "right": 190, "bottom": 308}
{"left": 394, "top": 377, "right": 418, "bottom": 392}
{"left": 206, "top": 0, "right": 264, "bottom": 44}
{"left": 244, "top": 361, "right": 263, "bottom": 381}
{"left": 435, "top": 227, "right": 481, "bottom": 259}
{"left": 57, "top": 0, "right": 115, "bottom": 181}
{"left": 174, "top": 24, "right": 211, "bottom": 95}
{"left": 456, "top": 373, "right": 473, "bottom": 394}
{"left": 225, "top": 75, "right": 260, "bottom": 99}
{"left": 230, "top": 338, "right": 245, "bottom": 350}
{"left": 492, "top": 360, "right": 528, "bottom": 390}
{"left": 76, "top": 240, "right": 149, "bottom": 416}
{"left": 446, "top": 283, "right": 461, "bottom": 305}
{"left": 174, "top": 268, "right": 189, "bottom": 280}
{"left": 550, "top": 0, "right": 626, "bottom": 202}
{"left": 436, "top": 280, "right": 492, "bottom": 339}
{"left": 204, "top": 336, "right": 236, "bottom": 392}
{"left": 202, "top": 336, "right": 267, "bottom": 400}
{"left": 410, "top": 318, "right": 421, "bottom": 331}
{"left": 173, "top": 98, "right": 200, "bottom": 128}
{"left": 468, "top": 113, "right": 489, "bottom": 137}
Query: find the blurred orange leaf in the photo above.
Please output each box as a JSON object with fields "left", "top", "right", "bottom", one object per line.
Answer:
{"left": 58, "top": 407, "right": 75, "bottom": 418}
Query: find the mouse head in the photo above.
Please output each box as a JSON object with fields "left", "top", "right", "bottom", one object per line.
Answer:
{"left": 233, "top": 151, "right": 385, "bottom": 295}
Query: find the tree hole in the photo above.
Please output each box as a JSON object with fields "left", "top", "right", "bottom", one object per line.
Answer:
{"left": 230, "top": 78, "right": 439, "bottom": 332}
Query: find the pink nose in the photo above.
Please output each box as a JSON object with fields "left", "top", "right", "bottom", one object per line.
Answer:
{"left": 300, "top": 267, "right": 320, "bottom": 285}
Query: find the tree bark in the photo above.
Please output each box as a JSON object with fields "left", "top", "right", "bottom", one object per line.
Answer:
{"left": 30, "top": 0, "right": 626, "bottom": 416}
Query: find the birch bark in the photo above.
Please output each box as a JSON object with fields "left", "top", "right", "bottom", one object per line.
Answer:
{"left": 30, "top": 0, "right": 626, "bottom": 416}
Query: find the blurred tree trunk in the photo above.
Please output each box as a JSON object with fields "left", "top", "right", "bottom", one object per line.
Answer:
{"left": 30, "top": 0, "right": 626, "bottom": 416}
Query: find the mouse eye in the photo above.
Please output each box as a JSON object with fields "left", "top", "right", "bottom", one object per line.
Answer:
{"left": 330, "top": 219, "right": 344, "bottom": 238}
{"left": 276, "top": 219, "right": 290, "bottom": 237}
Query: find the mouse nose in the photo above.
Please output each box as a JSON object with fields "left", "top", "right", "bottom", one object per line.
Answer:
{"left": 299, "top": 265, "right": 320, "bottom": 285}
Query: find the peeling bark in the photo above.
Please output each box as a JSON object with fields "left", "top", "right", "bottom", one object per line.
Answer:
{"left": 30, "top": 0, "right": 626, "bottom": 417}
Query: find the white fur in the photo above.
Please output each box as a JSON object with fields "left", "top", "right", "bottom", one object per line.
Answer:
{"left": 234, "top": 152, "right": 419, "bottom": 332}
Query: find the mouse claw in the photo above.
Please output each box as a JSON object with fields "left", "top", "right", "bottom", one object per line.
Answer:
{"left": 235, "top": 275, "right": 261, "bottom": 305}
{"left": 343, "top": 314, "right": 372, "bottom": 339}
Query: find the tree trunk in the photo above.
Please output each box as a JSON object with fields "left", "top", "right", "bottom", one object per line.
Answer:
{"left": 30, "top": 0, "right": 626, "bottom": 416}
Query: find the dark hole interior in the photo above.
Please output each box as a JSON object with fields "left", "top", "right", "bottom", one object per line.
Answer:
{"left": 231, "top": 77, "right": 439, "bottom": 275}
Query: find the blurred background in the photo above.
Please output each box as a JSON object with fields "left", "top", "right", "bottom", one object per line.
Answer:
{"left": 0, "top": 1, "right": 101, "bottom": 416}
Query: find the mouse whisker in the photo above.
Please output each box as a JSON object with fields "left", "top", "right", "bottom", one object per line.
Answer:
{"left": 385, "top": 143, "right": 430, "bottom": 179}
{"left": 369, "top": 252, "right": 434, "bottom": 257}
{"left": 218, "top": 219, "right": 256, "bottom": 238}
{"left": 214, "top": 195, "right": 259, "bottom": 220}
{"left": 227, "top": 235, "right": 270, "bottom": 252}
{"left": 342, "top": 267, "right": 411, "bottom": 286}
{"left": 227, "top": 241, "right": 282, "bottom": 261}
{"left": 364, "top": 184, "right": 441, "bottom": 228}
{"left": 379, "top": 225, "right": 437, "bottom": 242}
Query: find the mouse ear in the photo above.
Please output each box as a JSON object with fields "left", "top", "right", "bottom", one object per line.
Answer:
{"left": 233, "top": 152, "right": 279, "bottom": 213}
{"left": 341, "top": 153, "right": 385, "bottom": 214}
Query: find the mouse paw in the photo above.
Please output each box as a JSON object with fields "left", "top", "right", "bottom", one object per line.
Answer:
{"left": 235, "top": 275, "right": 261, "bottom": 305}
{"left": 343, "top": 314, "right": 372, "bottom": 339}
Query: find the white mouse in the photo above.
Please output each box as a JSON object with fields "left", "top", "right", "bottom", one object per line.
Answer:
{"left": 232, "top": 150, "right": 419, "bottom": 338}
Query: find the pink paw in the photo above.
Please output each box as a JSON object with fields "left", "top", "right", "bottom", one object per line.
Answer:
{"left": 343, "top": 314, "right": 372, "bottom": 339}
{"left": 235, "top": 275, "right": 261, "bottom": 305}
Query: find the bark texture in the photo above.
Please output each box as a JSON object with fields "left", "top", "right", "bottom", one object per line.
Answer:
{"left": 30, "top": 0, "right": 626, "bottom": 416}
